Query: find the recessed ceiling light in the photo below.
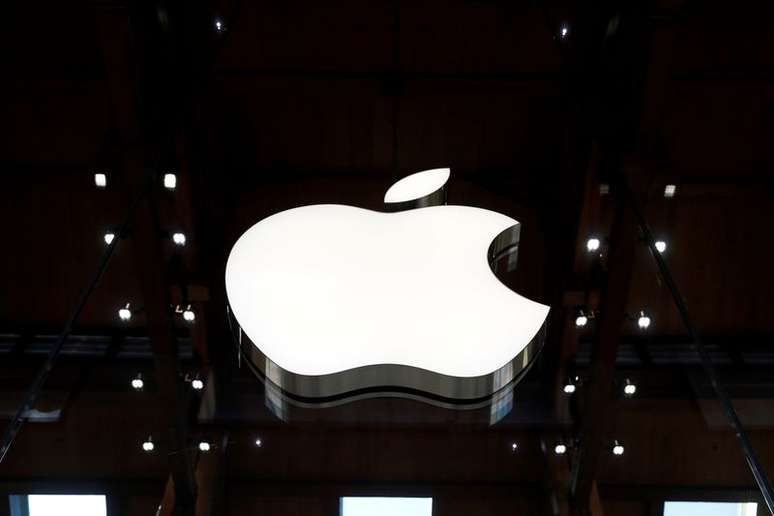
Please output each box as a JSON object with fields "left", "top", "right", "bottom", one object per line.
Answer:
{"left": 94, "top": 173, "right": 107, "bottom": 188}
{"left": 163, "top": 173, "right": 177, "bottom": 190}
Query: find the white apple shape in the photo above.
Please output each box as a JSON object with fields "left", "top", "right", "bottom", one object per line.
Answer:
{"left": 226, "top": 169, "right": 549, "bottom": 403}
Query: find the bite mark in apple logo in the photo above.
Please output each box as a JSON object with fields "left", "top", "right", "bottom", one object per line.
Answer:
{"left": 226, "top": 168, "right": 550, "bottom": 405}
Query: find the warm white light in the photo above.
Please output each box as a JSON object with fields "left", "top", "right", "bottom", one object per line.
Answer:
{"left": 191, "top": 378, "right": 204, "bottom": 390}
{"left": 623, "top": 380, "right": 637, "bottom": 396}
{"left": 554, "top": 443, "right": 567, "bottom": 455}
{"left": 664, "top": 184, "right": 677, "bottom": 198}
{"left": 637, "top": 311, "right": 651, "bottom": 329}
{"left": 563, "top": 383, "right": 576, "bottom": 394}
{"left": 575, "top": 314, "right": 588, "bottom": 328}
{"left": 612, "top": 442, "right": 625, "bottom": 455}
{"left": 384, "top": 168, "right": 450, "bottom": 204}
{"left": 226, "top": 182, "right": 549, "bottom": 381}
{"left": 131, "top": 375, "right": 144, "bottom": 390}
{"left": 586, "top": 237, "right": 600, "bottom": 252}
{"left": 560, "top": 25, "right": 569, "bottom": 38}
{"left": 94, "top": 173, "right": 107, "bottom": 188}
{"left": 172, "top": 232, "right": 186, "bottom": 246}
{"left": 104, "top": 232, "right": 115, "bottom": 245}
{"left": 655, "top": 240, "right": 667, "bottom": 253}
{"left": 118, "top": 304, "right": 132, "bottom": 321}
{"left": 198, "top": 441, "right": 210, "bottom": 452}
{"left": 182, "top": 309, "right": 195, "bottom": 322}
{"left": 255, "top": 437, "right": 263, "bottom": 447}
{"left": 142, "top": 438, "right": 154, "bottom": 452}
{"left": 163, "top": 173, "right": 177, "bottom": 190}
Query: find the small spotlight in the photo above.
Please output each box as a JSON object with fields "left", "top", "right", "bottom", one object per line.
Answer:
{"left": 612, "top": 440, "right": 625, "bottom": 456}
{"left": 637, "top": 311, "right": 651, "bottom": 330}
{"left": 118, "top": 303, "right": 132, "bottom": 321}
{"left": 575, "top": 309, "right": 588, "bottom": 328}
{"left": 198, "top": 441, "right": 211, "bottom": 452}
{"left": 142, "top": 436, "right": 154, "bottom": 452}
{"left": 554, "top": 443, "right": 567, "bottom": 455}
{"left": 214, "top": 18, "right": 224, "bottom": 32}
{"left": 560, "top": 25, "right": 569, "bottom": 38}
{"left": 664, "top": 184, "right": 677, "bottom": 198}
{"left": 172, "top": 232, "right": 186, "bottom": 246}
{"left": 563, "top": 383, "right": 576, "bottom": 394}
{"left": 94, "top": 173, "right": 107, "bottom": 188}
{"left": 104, "top": 232, "right": 116, "bottom": 245}
{"left": 192, "top": 378, "right": 204, "bottom": 391}
{"left": 586, "top": 237, "right": 600, "bottom": 252}
{"left": 255, "top": 437, "right": 263, "bottom": 448}
{"left": 623, "top": 379, "right": 637, "bottom": 397}
{"left": 163, "top": 173, "right": 177, "bottom": 190}
{"left": 655, "top": 240, "right": 667, "bottom": 253}
{"left": 182, "top": 307, "right": 195, "bottom": 322}
{"left": 511, "top": 442, "right": 518, "bottom": 452}
{"left": 131, "top": 374, "right": 144, "bottom": 391}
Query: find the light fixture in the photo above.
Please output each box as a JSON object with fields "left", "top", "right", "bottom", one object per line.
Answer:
{"left": 191, "top": 378, "right": 204, "bottom": 391}
{"left": 655, "top": 240, "right": 667, "bottom": 254}
{"left": 575, "top": 309, "right": 588, "bottom": 328}
{"left": 94, "top": 173, "right": 107, "bottom": 188}
{"left": 163, "top": 173, "right": 177, "bottom": 190}
{"left": 511, "top": 442, "right": 518, "bottom": 452}
{"left": 623, "top": 379, "right": 637, "bottom": 397}
{"left": 198, "top": 441, "right": 211, "bottom": 452}
{"left": 131, "top": 373, "right": 144, "bottom": 391}
{"left": 214, "top": 18, "right": 224, "bottom": 32}
{"left": 612, "top": 440, "right": 625, "bottom": 456}
{"left": 599, "top": 184, "right": 610, "bottom": 195}
{"left": 563, "top": 382, "right": 576, "bottom": 394}
{"left": 255, "top": 437, "right": 263, "bottom": 448}
{"left": 118, "top": 303, "right": 132, "bottom": 321}
{"left": 560, "top": 25, "right": 569, "bottom": 38}
{"left": 182, "top": 306, "right": 195, "bottom": 322}
{"left": 664, "top": 184, "right": 677, "bottom": 198}
{"left": 103, "top": 232, "right": 116, "bottom": 245}
{"left": 637, "top": 311, "right": 651, "bottom": 330}
{"left": 554, "top": 443, "right": 567, "bottom": 455}
{"left": 172, "top": 232, "right": 186, "bottom": 246}
{"left": 142, "top": 436, "right": 154, "bottom": 452}
{"left": 586, "top": 237, "right": 600, "bottom": 252}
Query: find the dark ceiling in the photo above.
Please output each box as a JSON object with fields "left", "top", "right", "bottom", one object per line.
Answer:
{"left": 1, "top": 0, "right": 774, "bottom": 515}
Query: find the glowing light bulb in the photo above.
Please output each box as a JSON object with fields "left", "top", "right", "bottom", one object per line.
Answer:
{"left": 575, "top": 314, "right": 588, "bottom": 328}
{"left": 623, "top": 380, "right": 636, "bottom": 396}
{"left": 118, "top": 304, "right": 132, "bottom": 321}
{"left": 198, "top": 441, "right": 211, "bottom": 452}
{"left": 142, "top": 438, "right": 154, "bottom": 452}
{"left": 655, "top": 240, "right": 667, "bottom": 253}
{"left": 554, "top": 443, "right": 567, "bottom": 455}
{"left": 214, "top": 18, "right": 224, "bottom": 32}
{"left": 94, "top": 173, "right": 107, "bottom": 188}
{"left": 131, "top": 375, "right": 144, "bottom": 390}
{"left": 563, "top": 383, "right": 576, "bottom": 394}
{"left": 637, "top": 311, "right": 651, "bottom": 330}
{"left": 182, "top": 309, "right": 195, "bottom": 322}
{"left": 192, "top": 378, "right": 204, "bottom": 391}
{"left": 163, "top": 173, "right": 177, "bottom": 190}
{"left": 612, "top": 441, "right": 624, "bottom": 456}
{"left": 586, "top": 237, "right": 600, "bottom": 252}
{"left": 172, "top": 232, "right": 186, "bottom": 246}
{"left": 560, "top": 25, "right": 569, "bottom": 38}
{"left": 511, "top": 442, "right": 518, "bottom": 452}
{"left": 104, "top": 232, "right": 115, "bottom": 245}
{"left": 664, "top": 184, "right": 676, "bottom": 198}
{"left": 255, "top": 438, "right": 263, "bottom": 448}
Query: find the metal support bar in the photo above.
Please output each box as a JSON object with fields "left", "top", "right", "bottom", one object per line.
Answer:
{"left": 0, "top": 189, "right": 145, "bottom": 464}
{"left": 624, "top": 183, "right": 774, "bottom": 516}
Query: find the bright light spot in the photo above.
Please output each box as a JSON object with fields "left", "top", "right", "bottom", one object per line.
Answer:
{"left": 599, "top": 184, "right": 610, "bottom": 195}
{"left": 131, "top": 376, "right": 144, "bottom": 390}
{"left": 612, "top": 443, "right": 625, "bottom": 456}
{"left": 637, "top": 312, "right": 651, "bottom": 330}
{"left": 554, "top": 443, "right": 567, "bottom": 455}
{"left": 183, "top": 309, "right": 196, "bottom": 322}
{"left": 142, "top": 439, "right": 154, "bottom": 452}
{"left": 560, "top": 25, "right": 569, "bottom": 38}
{"left": 192, "top": 378, "right": 204, "bottom": 390}
{"left": 198, "top": 441, "right": 211, "bottom": 452}
{"left": 624, "top": 381, "right": 637, "bottom": 396}
{"left": 511, "top": 442, "right": 518, "bottom": 452}
{"left": 664, "top": 501, "right": 758, "bottom": 516}
{"left": 163, "top": 173, "right": 177, "bottom": 190}
{"left": 341, "top": 497, "right": 432, "bottom": 516}
{"left": 563, "top": 383, "right": 576, "bottom": 394}
{"left": 655, "top": 240, "right": 667, "bottom": 253}
{"left": 104, "top": 232, "right": 115, "bottom": 245}
{"left": 255, "top": 437, "right": 263, "bottom": 447}
{"left": 214, "top": 18, "right": 224, "bottom": 32}
{"left": 586, "top": 237, "right": 600, "bottom": 252}
{"left": 118, "top": 305, "right": 132, "bottom": 321}
{"left": 575, "top": 315, "right": 588, "bottom": 328}
{"left": 29, "top": 495, "right": 107, "bottom": 516}
{"left": 172, "top": 232, "right": 186, "bottom": 246}
{"left": 94, "top": 173, "right": 107, "bottom": 188}
{"left": 664, "top": 184, "right": 677, "bottom": 198}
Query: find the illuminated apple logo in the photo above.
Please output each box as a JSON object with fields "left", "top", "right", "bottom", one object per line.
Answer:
{"left": 226, "top": 169, "right": 549, "bottom": 406}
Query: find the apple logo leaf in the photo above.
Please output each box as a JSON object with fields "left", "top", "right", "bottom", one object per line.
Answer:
{"left": 226, "top": 168, "right": 550, "bottom": 406}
